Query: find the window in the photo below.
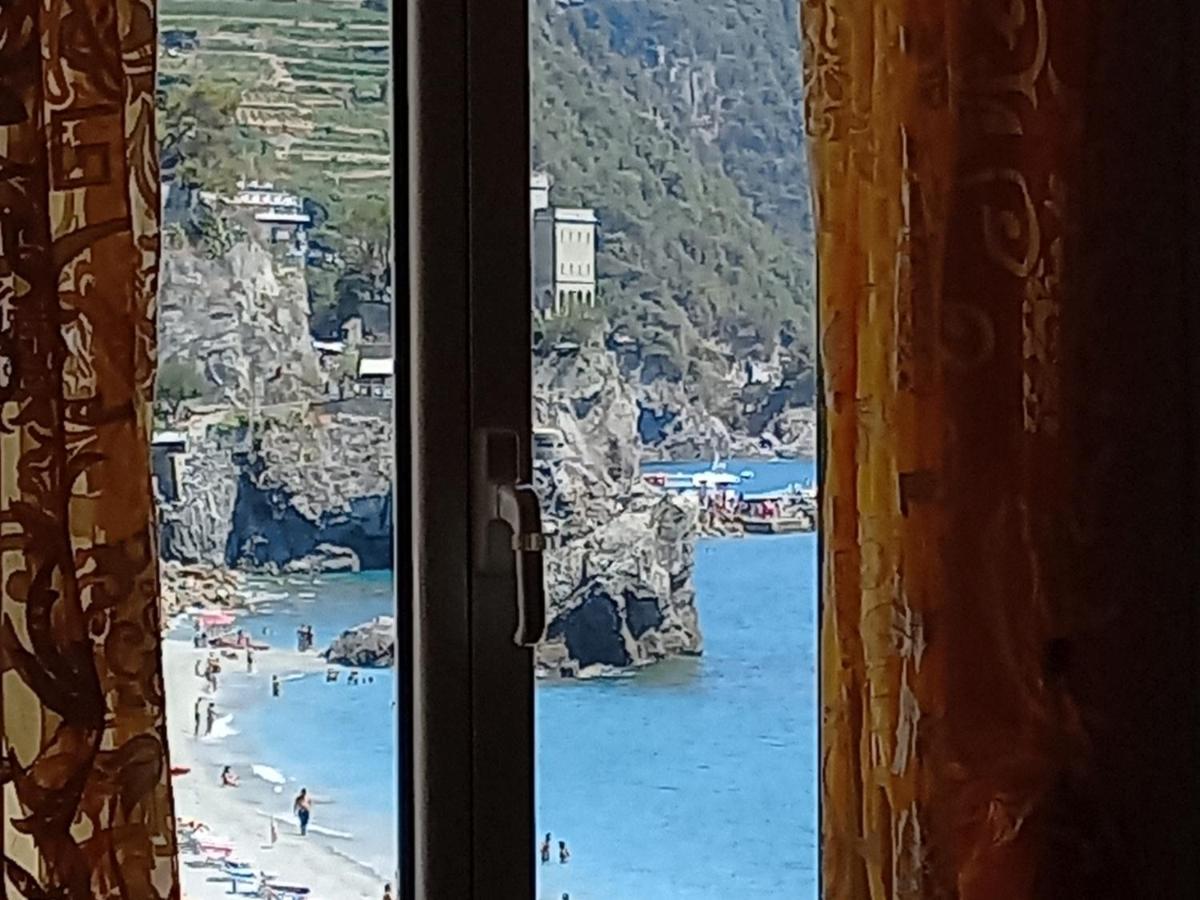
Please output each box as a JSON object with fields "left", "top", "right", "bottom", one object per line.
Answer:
{"left": 155, "top": 0, "right": 402, "bottom": 896}
{"left": 528, "top": 3, "right": 816, "bottom": 898}
{"left": 408, "top": 0, "right": 818, "bottom": 895}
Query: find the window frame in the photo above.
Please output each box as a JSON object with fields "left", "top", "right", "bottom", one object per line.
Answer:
{"left": 408, "top": 0, "right": 535, "bottom": 897}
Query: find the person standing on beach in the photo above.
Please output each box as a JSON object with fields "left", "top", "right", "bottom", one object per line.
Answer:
{"left": 558, "top": 840, "right": 570, "bottom": 864}
{"left": 383, "top": 885, "right": 394, "bottom": 900}
{"left": 193, "top": 698, "right": 204, "bottom": 737}
{"left": 540, "top": 833, "right": 551, "bottom": 864}
{"left": 271, "top": 674, "right": 281, "bottom": 697}
{"left": 294, "top": 788, "right": 312, "bottom": 836}
{"left": 247, "top": 647, "right": 255, "bottom": 674}
{"left": 205, "top": 702, "right": 216, "bottom": 737}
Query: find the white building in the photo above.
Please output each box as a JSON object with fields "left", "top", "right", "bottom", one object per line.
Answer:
{"left": 225, "top": 180, "right": 312, "bottom": 254}
{"left": 531, "top": 174, "right": 598, "bottom": 317}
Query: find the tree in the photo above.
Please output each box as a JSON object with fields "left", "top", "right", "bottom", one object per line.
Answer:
{"left": 159, "top": 78, "right": 245, "bottom": 194}
{"left": 155, "top": 358, "right": 210, "bottom": 418}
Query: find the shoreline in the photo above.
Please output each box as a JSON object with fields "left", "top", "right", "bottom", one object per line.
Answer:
{"left": 164, "top": 638, "right": 395, "bottom": 900}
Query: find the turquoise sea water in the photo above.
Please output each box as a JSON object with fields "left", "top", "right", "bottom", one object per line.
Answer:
{"left": 536, "top": 519, "right": 818, "bottom": 898}
{"left": 191, "top": 459, "right": 817, "bottom": 897}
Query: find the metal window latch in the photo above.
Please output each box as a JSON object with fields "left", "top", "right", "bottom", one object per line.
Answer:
{"left": 472, "top": 428, "right": 546, "bottom": 647}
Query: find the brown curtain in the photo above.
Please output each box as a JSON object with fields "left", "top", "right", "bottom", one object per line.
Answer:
{"left": 804, "top": 0, "right": 1198, "bottom": 897}
{"left": 0, "top": 0, "right": 179, "bottom": 897}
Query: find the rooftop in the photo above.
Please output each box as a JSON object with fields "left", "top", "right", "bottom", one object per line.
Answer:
{"left": 152, "top": 430, "right": 188, "bottom": 446}
{"left": 358, "top": 357, "right": 394, "bottom": 379}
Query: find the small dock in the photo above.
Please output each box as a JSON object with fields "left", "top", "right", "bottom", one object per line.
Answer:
{"left": 738, "top": 516, "right": 814, "bottom": 535}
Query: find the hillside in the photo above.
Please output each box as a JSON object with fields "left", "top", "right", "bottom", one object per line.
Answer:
{"left": 531, "top": 0, "right": 814, "bottom": 381}
{"left": 156, "top": 0, "right": 816, "bottom": 452}
{"left": 158, "top": 0, "right": 390, "bottom": 250}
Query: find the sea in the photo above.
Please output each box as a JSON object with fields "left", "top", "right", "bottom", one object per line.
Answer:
{"left": 182, "top": 458, "right": 817, "bottom": 898}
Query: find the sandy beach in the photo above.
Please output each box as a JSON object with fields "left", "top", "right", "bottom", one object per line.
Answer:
{"left": 164, "top": 638, "right": 395, "bottom": 900}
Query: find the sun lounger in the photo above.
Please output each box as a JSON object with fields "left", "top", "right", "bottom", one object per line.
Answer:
{"left": 223, "top": 860, "right": 257, "bottom": 894}
{"left": 259, "top": 884, "right": 311, "bottom": 899}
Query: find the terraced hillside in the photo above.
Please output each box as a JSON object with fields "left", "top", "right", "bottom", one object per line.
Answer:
{"left": 159, "top": 0, "right": 391, "bottom": 208}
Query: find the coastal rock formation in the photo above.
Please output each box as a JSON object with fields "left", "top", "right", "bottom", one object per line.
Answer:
{"left": 159, "top": 560, "right": 245, "bottom": 618}
{"left": 324, "top": 616, "right": 396, "bottom": 668}
{"left": 157, "top": 412, "right": 392, "bottom": 573}
{"left": 157, "top": 433, "right": 239, "bottom": 565}
{"left": 283, "top": 544, "right": 362, "bottom": 575}
{"left": 535, "top": 352, "right": 703, "bottom": 676}
{"left": 226, "top": 412, "right": 392, "bottom": 571}
{"left": 537, "top": 336, "right": 815, "bottom": 463}
{"left": 537, "top": 487, "right": 702, "bottom": 676}
{"left": 159, "top": 228, "right": 323, "bottom": 407}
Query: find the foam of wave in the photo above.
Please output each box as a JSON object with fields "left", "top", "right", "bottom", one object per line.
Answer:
{"left": 202, "top": 714, "right": 238, "bottom": 741}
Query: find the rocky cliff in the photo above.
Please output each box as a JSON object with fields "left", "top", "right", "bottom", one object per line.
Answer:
{"left": 156, "top": 225, "right": 392, "bottom": 574}
{"left": 534, "top": 345, "right": 703, "bottom": 676}
{"left": 538, "top": 330, "right": 815, "bottom": 462}
{"left": 159, "top": 224, "right": 324, "bottom": 406}
{"left": 156, "top": 412, "right": 392, "bottom": 573}
{"left": 226, "top": 412, "right": 393, "bottom": 571}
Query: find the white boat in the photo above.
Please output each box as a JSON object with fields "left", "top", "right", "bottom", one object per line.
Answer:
{"left": 691, "top": 471, "right": 741, "bottom": 489}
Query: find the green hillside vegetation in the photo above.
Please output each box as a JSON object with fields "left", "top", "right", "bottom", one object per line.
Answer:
{"left": 158, "top": 0, "right": 390, "bottom": 210}
{"left": 157, "top": 0, "right": 814, "bottom": 396}
{"left": 531, "top": 0, "right": 814, "bottom": 375}
{"left": 159, "top": 0, "right": 392, "bottom": 333}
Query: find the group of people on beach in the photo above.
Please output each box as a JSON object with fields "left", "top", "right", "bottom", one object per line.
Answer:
{"left": 193, "top": 697, "right": 218, "bottom": 736}
{"left": 539, "top": 833, "right": 571, "bottom": 865}
{"left": 325, "top": 667, "right": 375, "bottom": 685}
{"left": 183, "top": 619, "right": 393, "bottom": 900}
{"left": 296, "top": 624, "right": 315, "bottom": 652}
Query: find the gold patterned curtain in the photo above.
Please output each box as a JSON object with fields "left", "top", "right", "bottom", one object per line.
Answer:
{"left": 0, "top": 0, "right": 178, "bottom": 896}
{"left": 804, "top": 0, "right": 1198, "bottom": 897}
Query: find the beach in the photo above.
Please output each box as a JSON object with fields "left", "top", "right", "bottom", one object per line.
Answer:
{"left": 160, "top": 461, "right": 817, "bottom": 899}
{"left": 164, "top": 637, "right": 396, "bottom": 900}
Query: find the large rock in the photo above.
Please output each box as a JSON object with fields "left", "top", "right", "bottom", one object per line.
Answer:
{"left": 537, "top": 490, "right": 702, "bottom": 676}
{"left": 324, "top": 616, "right": 395, "bottom": 668}
{"left": 534, "top": 352, "right": 704, "bottom": 676}
{"left": 282, "top": 543, "right": 362, "bottom": 575}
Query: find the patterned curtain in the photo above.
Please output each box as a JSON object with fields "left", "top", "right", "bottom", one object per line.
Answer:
{"left": 804, "top": 0, "right": 1197, "bottom": 897}
{"left": 0, "top": 0, "right": 179, "bottom": 896}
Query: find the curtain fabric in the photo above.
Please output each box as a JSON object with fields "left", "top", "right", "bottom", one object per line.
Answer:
{"left": 804, "top": 0, "right": 1199, "bottom": 897}
{"left": 0, "top": 0, "right": 178, "bottom": 897}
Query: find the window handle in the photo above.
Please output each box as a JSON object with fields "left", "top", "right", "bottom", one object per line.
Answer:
{"left": 495, "top": 482, "right": 546, "bottom": 647}
{"left": 473, "top": 429, "right": 547, "bottom": 647}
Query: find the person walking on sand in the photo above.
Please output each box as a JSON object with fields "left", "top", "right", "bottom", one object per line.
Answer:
{"left": 205, "top": 702, "right": 216, "bottom": 737}
{"left": 193, "top": 698, "right": 204, "bottom": 737}
{"left": 558, "top": 840, "right": 570, "bottom": 864}
{"left": 539, "top": 833, "right": 551, "bottom": 864}
{"left": 294, "top": 788, "right": 312, "bottom": 836}
{"left": 271, "top": 674, "right": 280, "bottom": 697}
{"left": 247, "top": 647, "right": 255, "bottom": 674}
